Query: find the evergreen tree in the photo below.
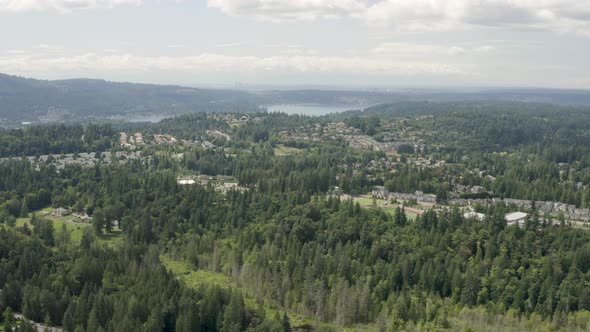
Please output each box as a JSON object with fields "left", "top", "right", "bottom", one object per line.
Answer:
{"left": 63, "top": 301, "right": 76, "bottom": 332}
{"left": 92, "top": 208, "right": 105, "bottom": 235}
{"left": 176, "top": 307, "right": 200, "bottom": 332}
{"left": 19, "top": 320, "right": 37, "bottom": 332}
{"left": 20, "top": 198, "right": 29, "bottom": 218}
{"left": 3, "top": 306, "right": 15, "bottom": 329}
{"left": 221, "top": 292, "right": 245, "bottom": 332}
{"left": 282, "top": 312, "right": 291, "bottom": 332}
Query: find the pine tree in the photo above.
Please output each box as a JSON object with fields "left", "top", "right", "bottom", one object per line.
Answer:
{"left": 394, "top": 207, "right": 406, "bottom": 227}
{"left": 80, "top": 227, "right": 95, "bottom": 251}
{"left": 3, "top": 306, "right": 15, "bottom": 328}
{"left": 461, "top": 267, "right": 479, "bottom": 306}
{"left": 4, "top": 319, "right": 13, "bottom": 332}
{"left": 282, "top": 312, "right": 291, "bottom": 332}
{"left": 86, "top": 307, "right": 99, "bottom": 332}
{"left": 20, "top": 198, "right": 29, "bottom": 218}
{"left": 221, "top": 292, "right": 245, "bottom": 332}
{"left": 60, "top": 223, "right": 71, "bottom": 247}
{"left": 92, "top": 208, "right": 105, "bottom": 235}
{"left": 63, "top": 300, "right": 76, "bottom": 332}
{"left": 21, "top": 319, "right": 37, "bottom": 332}
{"left": 176, "top": 307, "right": 200, "bottom": 332}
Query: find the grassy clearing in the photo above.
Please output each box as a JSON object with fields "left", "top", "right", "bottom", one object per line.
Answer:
{"left": 15, "top": 208, "right": 122, "bottom": 246}
{"left": 16, "top": 215, "right": 87, "bottom": 243}
{"left": 349, "top": 196, "right": 421, "bottom": 221}
{"left": 383, "top": 207, "right": 418, "bottom": 221}
{"left": 274, "top": 145, "right": 305, "bottom": 156}
{"left": 160, "top": 255, "right": 233, "bottom": 290}
{"left": 352, "top": 196, "right": 388, "bottom": 206}
{"left": 385, "top": 154, "right": 399, "bottom": 159}
{"left": 97, "top": 230, "right": 124, "bottom": 247}
{"left": 160, "top": 254, "right": 358, "bottom": 330}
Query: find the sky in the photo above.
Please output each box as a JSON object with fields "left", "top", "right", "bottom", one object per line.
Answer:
{"left": 0, "top": 0, "right": 589, "bottom": 89}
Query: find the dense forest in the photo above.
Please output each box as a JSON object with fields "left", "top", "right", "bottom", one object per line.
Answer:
{"left": 0, "top": 124, "right": 116, "bottom": 157}
{"left": 2, "top": 102, "right": 590, "bottom": 331}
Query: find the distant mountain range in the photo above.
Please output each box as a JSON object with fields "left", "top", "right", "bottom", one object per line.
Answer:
{"left": 2, "top": 72, "right": 590, "bottom": 127}
{"left": 255, "top": 87, "right": 590, "bottom": 107}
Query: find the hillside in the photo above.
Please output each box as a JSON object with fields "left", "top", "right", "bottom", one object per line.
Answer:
{"left": 256, "top": 87, "right": 590, "bottom": 108}
{"left": 3, "top": 72, "right": 590, "bottom": 129}
{"left": 0, "top": 73, "right": 262, "bottom": 126}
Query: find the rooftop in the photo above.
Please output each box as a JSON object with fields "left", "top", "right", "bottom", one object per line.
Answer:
{"left": 464, "top": 212, "right": 485, "bottom": 221}
{"left": 505, "top": 212, "right": 528, "bottom": 222}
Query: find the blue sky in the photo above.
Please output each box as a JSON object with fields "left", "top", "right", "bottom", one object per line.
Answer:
{"left": 0, "top": 0, "right": 589, "bottom": 89}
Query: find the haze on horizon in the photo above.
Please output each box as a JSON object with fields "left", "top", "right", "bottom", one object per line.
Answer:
{"left": 1, "top": 0, "right": 589, "bottom": 89}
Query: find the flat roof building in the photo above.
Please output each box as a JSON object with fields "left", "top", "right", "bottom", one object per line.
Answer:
{"left": 505, "top": 212, "right": 528, "bottom": 226}
{"left": 464, "top": 211, "right": 485, "bottom": 221}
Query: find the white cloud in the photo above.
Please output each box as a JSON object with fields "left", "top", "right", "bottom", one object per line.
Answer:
{"left": 372, "top": 42, "right": 444, "bottom": 56}
{"left": 207, "top": 0, "right": 590, "bottom": 34}
{"left": 0, "top": 0, "right": 141, "bottom": 12}
{"left": 371, "top": 42, "right": 495, "bottom": 57}
{"left": 34, "top": 43, "right": 63, "bottom": 50}
{"left": 366, "top": 1, "right": 464, "bottom": 31}
{"left": 474, "top": 45, "right": 495, "bottom": 53}
{"left": 207, "top": 0, "right": 366, "bottom": 22}
{"left": 2, "top": 47, "right": 588, "bottom": 88}
{"left": 2, "top": 0, "right": 589, "bottom": 35}
{"left": 368, "top": 0, "right": 590, "bottom": 34}
{"left": 0, "top": 52, "right": 465, "bottom": 77}
{"left": 215, "top": 41, "right": 249, "bottom": 48}
{"left": 4, "top": 50, "right": 26, "bottom": 54}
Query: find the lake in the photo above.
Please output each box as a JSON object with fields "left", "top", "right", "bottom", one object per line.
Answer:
{"left": 125, "top": 104, "right": 367, "bottom": 123}
{"left": 127, "top": 114, "right": 171, "bottom": 123}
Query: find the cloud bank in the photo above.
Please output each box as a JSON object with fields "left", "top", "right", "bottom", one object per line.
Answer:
{"left": 0, "top": 51, "right": 465, "bottom": 77}
{"left": 3, "top": 0, "right": 588, "bottom": 35}
{"left": 371, "top": 42, "right": 496, "bottom": 57}
{"left": 208, "top": 0, "right": 590, "bottom": 34}
{"left": 207, "top": 0, "right": 366, "bottom": 22}
{"left": 367, "top": 0, "right": 590, "bottom": 34}
{"left": 0, "top": 0, "right": 141, "bottom": 12}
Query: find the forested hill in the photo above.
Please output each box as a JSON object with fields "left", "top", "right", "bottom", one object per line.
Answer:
{"left": 4, "top": 72, "right": 590, "bottom": 127}
{"left": 0, "top": 73, "right": 262, "bottom": 125}
{"left": 256, "top": 88, "right": 590, "bottom": 107}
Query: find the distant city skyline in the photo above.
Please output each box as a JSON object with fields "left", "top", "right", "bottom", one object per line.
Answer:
{"left": 1, "top": 0, "right": 589, "bottom": 89}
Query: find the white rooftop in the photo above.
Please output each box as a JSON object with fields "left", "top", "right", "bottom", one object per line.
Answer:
{"left": 505, "top": 212, "right": 528, "bottom": 222}
{"left": 464, "top": 212, "right": 485, "bottom": 221}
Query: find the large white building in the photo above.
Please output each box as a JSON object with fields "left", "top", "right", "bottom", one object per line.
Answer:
{"left": 505, "top": 212, "right": 528, "bottom": 226}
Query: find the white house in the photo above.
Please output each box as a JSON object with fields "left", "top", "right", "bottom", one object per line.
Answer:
{"left": 177, "top": 179, "right": 196, "bottom": 185}
{"left": 505, "top": 212, "right": 528, "bottom": 226}
{"left": 52, "top": 207, "right": 69, "bottom": 217}
{"left": 372, "top": 186, "right": 389, "bottom": 199}
{"left": 464, "top": 211, "right": 485, "bottom": 221}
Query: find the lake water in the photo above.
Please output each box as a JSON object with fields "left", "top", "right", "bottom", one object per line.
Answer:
{"left": 125, "top": 104, "right": 366, "bottom": 123}
{"left": 127, "top": 114, "right": 171, "bottom": 123}
{"left": 264, "top": 104, "right": 366, "bottom": 116}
